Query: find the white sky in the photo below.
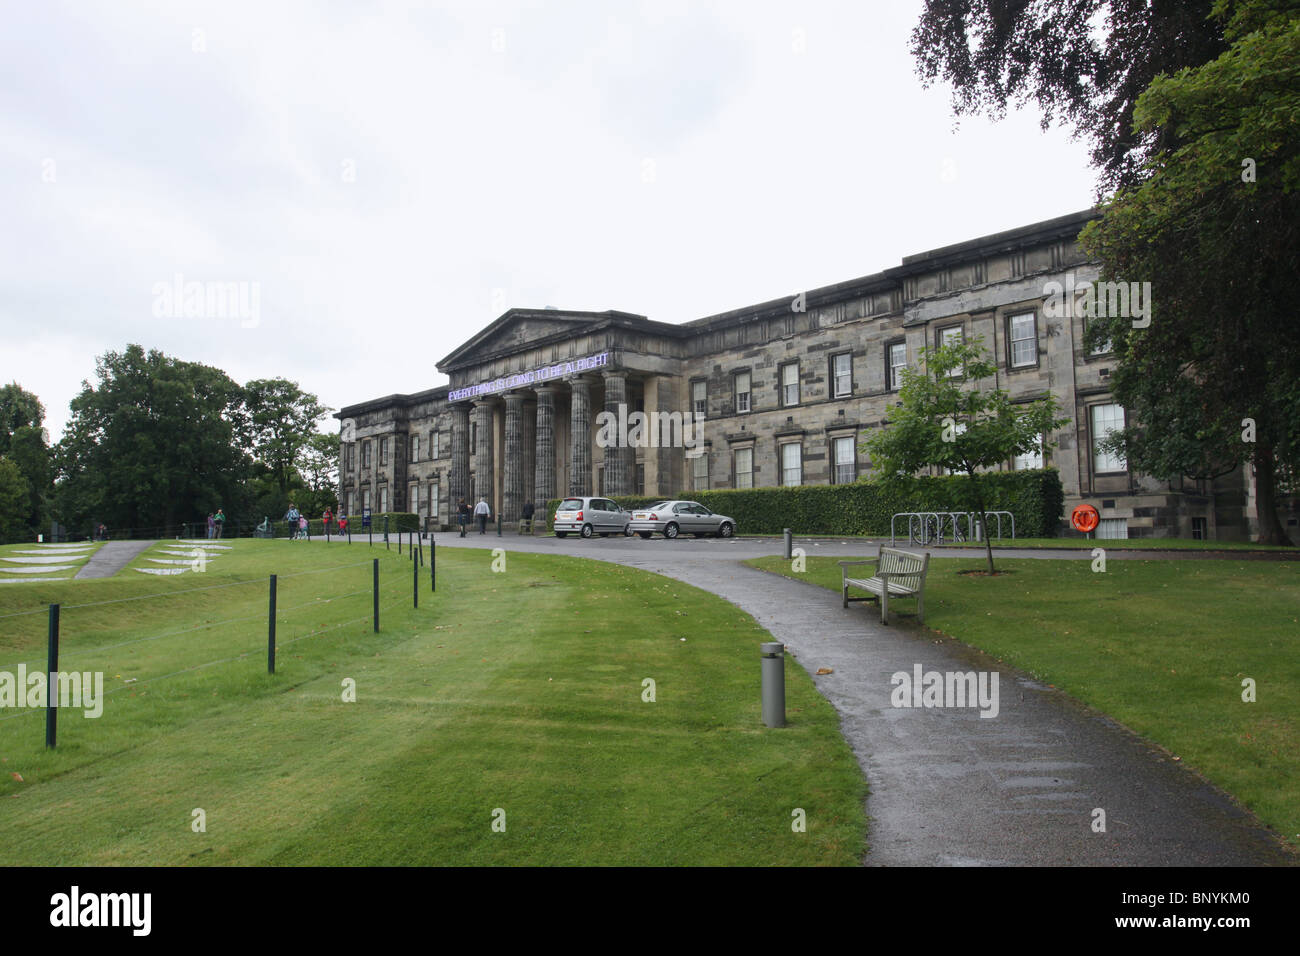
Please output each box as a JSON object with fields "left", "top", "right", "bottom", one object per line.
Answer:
{"left": 0, "top": 0, "right": 1098, "bottom": 442}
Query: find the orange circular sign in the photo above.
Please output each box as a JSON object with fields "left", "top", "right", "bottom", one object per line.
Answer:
{"left": 1071, "top": 504, "right": 1100, "bottom": 534}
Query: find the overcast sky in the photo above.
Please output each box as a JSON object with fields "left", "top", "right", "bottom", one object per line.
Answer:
{"left": 0, "top": 0, "right": 1099, "bottom": 442}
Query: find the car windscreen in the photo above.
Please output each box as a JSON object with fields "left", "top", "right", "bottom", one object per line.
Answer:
{"left": 645, "top": 502, "right": 670, "bottom": 510}
{"left": 558, "top": 500, "right": 583, "bottom": 511}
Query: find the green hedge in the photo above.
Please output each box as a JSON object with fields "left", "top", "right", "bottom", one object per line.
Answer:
{"left": 543, "top": 470, "right": 1063, "bottom": 537}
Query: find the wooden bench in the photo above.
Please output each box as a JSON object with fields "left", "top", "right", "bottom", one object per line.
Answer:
{"left": 838, "top": 547, "right": 930, "bottom": 625}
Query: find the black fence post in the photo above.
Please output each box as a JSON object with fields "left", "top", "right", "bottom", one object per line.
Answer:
{"left": 398, "top": 528, "right": 402, "bottom": 556}
{"left": 45, "top": 604, "right": 59, "bottom": 749}
{"left": 431, "top": 536, "right": 436, "bottom": 593}
{"left": 268, "top": 574, "right": 277, "bottom": 674}
{"left": 384, "top": 515, "right": 389, "bottom": 549}
{"left": 413, "top": 553, "right": 418, "bottom": 609}
{"left": 497, "top": 513, "right": 502, "bottom": 536}
{"left": 373, "top": 559, "right": 380, "bottom": 633}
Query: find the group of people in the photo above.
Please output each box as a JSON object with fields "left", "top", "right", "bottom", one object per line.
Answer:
{"left": 456, "top": 497, "right": 534, "bottom": 536}
{"left": 204, "top": 509, "right": 226, "bottom": 539}
{"left": 283, "top": 504, "right": 348, "bottom": 539}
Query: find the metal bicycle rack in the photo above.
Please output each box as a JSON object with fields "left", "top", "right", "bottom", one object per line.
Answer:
{"left": 891, "top": 510, "right": 1016, "bottom": 546}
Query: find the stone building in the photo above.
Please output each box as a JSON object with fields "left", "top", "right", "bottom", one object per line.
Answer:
{"left": 336, "top": 208, "right": 1265, "bottom": 540}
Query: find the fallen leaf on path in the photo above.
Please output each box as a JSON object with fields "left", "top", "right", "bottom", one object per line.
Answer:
{"left": 816, "top": 667, "right": 834, "bottom": 675}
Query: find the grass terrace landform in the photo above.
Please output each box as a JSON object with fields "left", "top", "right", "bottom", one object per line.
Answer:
{"left": 0, "top": 538, "right": 865, "bottom": 865}
{"left": 746, "top": 554, "right": 1300, "bottom": 852}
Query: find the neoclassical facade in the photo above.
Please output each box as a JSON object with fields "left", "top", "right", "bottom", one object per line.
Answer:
{"left": 337, "top": 208, "right": 1265, "bottom": 540}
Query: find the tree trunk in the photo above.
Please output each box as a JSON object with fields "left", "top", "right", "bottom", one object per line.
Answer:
{"left": 967, "top": 472, "right": 996, "bottom": 574}
{"left": 1253, "top": 445, "right": 1294, "bottom": 546}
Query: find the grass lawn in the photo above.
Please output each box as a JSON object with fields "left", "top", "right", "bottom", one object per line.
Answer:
{"left": 0, "top": 539, "right": 865, "bottom": 865}
{"left": 742, "top": 534, "right": 1297, "bottom": 551}
{"left": 746, "top": 554, "right": 1300, "bottom": 851}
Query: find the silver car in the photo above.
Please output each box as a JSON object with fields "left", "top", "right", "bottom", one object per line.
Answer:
{"left": 553, "top": 497, "right": 633, "bottom": 538}
{"left": 627, "top": 500, "right": 736, "bottom": 539}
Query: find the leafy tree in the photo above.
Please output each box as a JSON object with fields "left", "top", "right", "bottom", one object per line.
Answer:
{"left": 1080, "top": 0, "right": 1300, "bottom": 544}
{"left": 0, "top": 383, "right": 52, "bottom": 536}
{"left": 865, "top": 338, "right": 1069, "bottom": 574}
{"left": 54, "top": 345, "right": 252, "bottom": 533}
{"left": 910, "top": 0, "right": 1231, "bottom": 192}
{"left": 244, "top": 379, "right": 330, "bottom": 496}
{"left": 0, "top": 457, "right": 31, "bottom": 543}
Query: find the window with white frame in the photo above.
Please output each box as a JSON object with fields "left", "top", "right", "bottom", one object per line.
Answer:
{"left": 938, "top": 325, "right": 964, "bottom": 377}
{"left": 691, "top": 450, "right": 709, "bottom": 490}
{"left": 780, "top": 362, "right": 799, "bottom": 407}
{"left": 1013, "top": 433, "right": 1044, "bottom": 470}
{"left": 362, "top": 488, "right": 372, "bottom": 512}
{"left": 832, "top": 352, "right": 852, "bottom": 398}
{"left": 780, "top": 442, "right": 802, "bottom": 486}
{"left": 887, "top": 341, "right": 907, "bottom": 391}
{"left": 832, "top": 436, "right": 855, "bottom": 484}
{"left": 1087, "top": 318, "right": 1113, "bottom": 356}
{"left": 362, "top": 441, "right": 371, "bottom": 468}
{"left": 379, "top": 486, "right": 389, "bottom": 513}
{"left": 409, "top": 483, "right": 419, "bottom": 515}
{"left": 1008, "top": 312, "right": 1037, "bottom": 368}
{"left": 380, "top": 438, "right": 389, "bottom": 466}
{"left": 692, "top": 380, "right": 707, "bottom": 419}
{"left": 410, "top": 436, "right": 419, "bottom": 462}
{"left": 1096, "top": 517, "right": 1128, "bottom": 539}
{"left": 734, "top": 371, "right": 751, "bottom": 413}
{"left": 431, "top": 430, "right": 440, "bottom": 459}
{"left": 345, "top": 443, "right": 355, "bottom": 471}
{"left": 430, "top": 482, "right": 439, "bottom": 522}
{"left": 1091, "top": 403, "right": 1127, "bottom": 473}
{"left": 734, "top": 446, "right": 753, "bottom": 488}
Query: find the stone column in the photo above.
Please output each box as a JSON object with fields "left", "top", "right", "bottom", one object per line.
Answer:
{"left": 568, "top": 376, "right": 592, "bottom": 497}
{"left": 534, "top": 386, "right": 557, "bottom": 503}
{"left": 473, "top": 400, "right": 494, "bottom": 511}
{"left": 522, "top": 399, "right": 536, "bottom": 510}
{"left": 503, "top": 391, "right": 524, "bottom": 523}
{"left": 602, "top": 369, "right": 629, "bottom": 496}
{"left": 449, "top": 403, "right": 471, "bottom": 509}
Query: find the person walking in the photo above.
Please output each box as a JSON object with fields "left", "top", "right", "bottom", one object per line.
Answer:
{"left": 214, "top": 508, "right": 226, "bottom": 539}
{"left": 285, "top": 503, "right": 301, "bottom": 539}
{"left": 338, "top": 512, "right": 349, "bottom": 537}
{"left": 299, "top": 515, "right": 309, "bottom": 539}
{"left": 206, "top": 513, "right": 215, "bottom": 539}
{"left": 474, "top": 496, "right": 490, "bottom": 534}
{"left": 457, "top": 499, "right": 470, "bottom": 538}
{"left": 322, "top": 507, "right": 333, "bottom": 536}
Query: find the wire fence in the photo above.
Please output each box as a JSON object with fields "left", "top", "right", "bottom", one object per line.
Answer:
{"left": 0, "top": 536, "right": 438, "bottom": 747}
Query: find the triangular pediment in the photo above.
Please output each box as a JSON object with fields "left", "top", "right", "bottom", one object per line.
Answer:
{"left": 438, "top": 308, "right": 643, "bottom": 371}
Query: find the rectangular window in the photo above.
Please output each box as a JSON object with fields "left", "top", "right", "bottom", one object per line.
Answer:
{"left": 409, "top": 483, "right": 419, "bottom": 515}
{"left": 1097, "top": 517, "right": 1128, "bottom": 539}
{"left": 362, "top": 489, "right": 371, "bottom": 512}
{"left": 1013, "top": 434, "right": 1044, "bottom": 470}
{"left": 380, "top": 438, "right": 389, "bottom": 467}
{"left": 692, "top": 451, "right": 709, "bottom": 490}
{"left": 410, "top": 436, "right": 419, "bottom": 462}
{"left": 379, "top": 486, "right": 389, "bottom": 513}
{"left": 938, "top": 325, "right": 964, "bottom": 377}
{"left": 362, "top": 441, "right": 371, "bottom": 469}
{"left": 832, "top": 436, "right": 855, "bottom": 484}
{"left": 430, "top": 482, "right": 440, "bottom": 523}
{"left": 887, "top": 341, "right": 907, "bottom": 391}
{"left": 431, "top": 430, "right": 440, "bottom": 459}
{"left": 1091, "top": 403, "right": 1127, "bottom": 473}
{"left": 734, "top": 371, "right": 751, "bottom": 413}
{"left": 345, "top": 443, "right": 355, "bottom": 471}
{"left": 832, "top": 352, "right": 852, "bottom": 398}
{"left": 734, "top": 447, "right": 753, "bottom": 489}
{"left": 1008, "top": 312, "right": 1037, "bottom": 368}
{"left": 780, "top": 442, "right": 802, "bottom": 486}
{"left": 692, "top": 380, "right": 707, "bottom": 419}
{"left": 780, "top": 362, "right": 799, "bottom": 407}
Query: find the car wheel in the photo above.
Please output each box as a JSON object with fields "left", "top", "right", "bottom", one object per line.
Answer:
{"left": 664, "top": 522, "right": 679, "bottom": 539}
{"left": 555, "top": 532, "right": 568, "bottom": 538}
{"left": 638, "top": 531, "right": 652, "bottom": 539}
{"left": 718, "top": 522, "right": 734, "bottom": 538}
{"left": 581, "top": 524, "right": 594, "bottom": 538}
{"left": 623, "top": 526, "right": 633, "bottom": 536}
